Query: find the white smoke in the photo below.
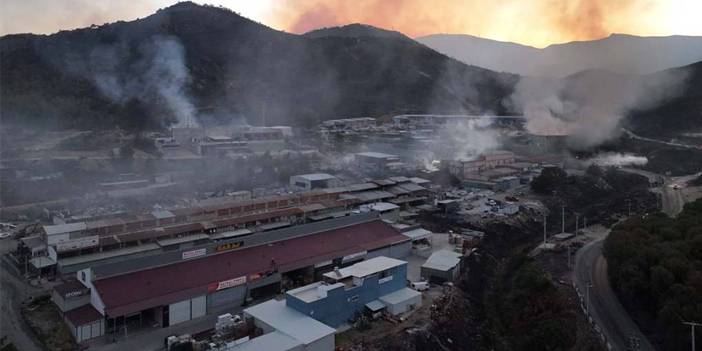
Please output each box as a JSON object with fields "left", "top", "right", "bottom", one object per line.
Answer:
{"left": 434, "top": 118, "right": 500, "bottom": 160}
{"left": 506, "top": 69, "right": 689, "bottom": 149}
{"left": 586, "top": 152, "right": 648, "bottom": 167}
{"left": 72, "top": 35, "right": 198, "bottom": 127}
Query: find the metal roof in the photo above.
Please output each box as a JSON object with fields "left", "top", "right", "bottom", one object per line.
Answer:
{"left": 355, "top": 152, "right": 398, "bottom": 159}
{"left": 379, "top": 287, "right": 421, "bottom": 305}
{"left": 292, "top": 173, "right": 336, "bottom": 181}
{"left": 230, "top": 331, "right": 302, "bottom": 351}
{"left": 402, "top": 228, "right": 432, "bottom": 241}
{"left": 422, "top": 250, "right": 462, "bottom": 271}
{"left": 43, "top": 222, "right": 86, "bottom": 236}
{"left": 324, "top": 256, "right": 405, "bottom": 280}
{"left": 244, "top": 299, "right": 335, "bottom": 345}
{"left": 368, "top": 202, "right": 400, "bottom": 212}
{"left": 156, "top": 233, "right": 210, "bottom": 247}
{"left": 92, "top": 219, "right": 408, "bottom": 317}
{"left": 365, "top": 300, "right": 386, "bottom": 312}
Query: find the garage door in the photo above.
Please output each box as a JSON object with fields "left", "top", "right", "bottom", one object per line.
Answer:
{"left": 207, "top": 285, "right": 246, "bottom": 312}
{"left": 191, "top": 295, "right": 206, "bottom": 319}
{"left": 169, "top": 299, "right": 191, "bottom": 325}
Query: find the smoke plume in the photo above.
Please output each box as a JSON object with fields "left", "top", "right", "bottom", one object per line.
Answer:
{"left": 62, "top": 35, "right": 198, "bottom": 127}
{"left": 506, "top": 68, "right": 689, "bottom": 148}
{"left": 586, "top": 152, "right": 648, "bottom": 167}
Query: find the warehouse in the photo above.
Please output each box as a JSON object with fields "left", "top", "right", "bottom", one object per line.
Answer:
{"left": 72, "top": 218, "right": 410, "bottom": 336}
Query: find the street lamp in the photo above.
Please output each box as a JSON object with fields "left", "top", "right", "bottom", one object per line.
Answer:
{"left": 683, "top": 321, "right": 701, "bottom": 351}
{"left": 586, "top": 283, "right": 593, "bottom": 315}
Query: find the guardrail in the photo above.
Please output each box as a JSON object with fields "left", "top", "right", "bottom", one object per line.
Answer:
{"left": 573, "top": 282, "right": 614, "bottom": 350}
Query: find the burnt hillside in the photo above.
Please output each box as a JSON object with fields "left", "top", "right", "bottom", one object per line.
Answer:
{"left": 0, "top": 2, "right": 517, "bottom": 130}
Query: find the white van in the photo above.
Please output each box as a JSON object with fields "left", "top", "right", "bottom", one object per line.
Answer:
{"left": 410, "top": 281, "right": 429, "bottom": 291}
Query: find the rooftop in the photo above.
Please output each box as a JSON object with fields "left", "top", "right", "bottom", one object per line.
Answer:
{"left": 323, "top": 256, "right": 406, "bottom": 281}
{"left": 64, "top": 304, "right": 102, "bottom": 326}
{"left": 293, "top": 173, "right": 337, "bottom": 181}
{"left": 355, "top": 151, "right": 398, "bottom": 159}
{"left": 92, "top": 219, "right": 407, "bottom": 317}
{"left": 379, "top": 287, "right": 421, "bottom": 305}
{"left": 230, "top": 331, "right": 302, "bottom": 351}
{"left": 422, "top": 250, "right": 462, "bottom": 271}
{"left": 43, "top": 222, "right": 87, "bottom": 236}
{"left": 244, "top": 299, "right": 336, "bottom": 345}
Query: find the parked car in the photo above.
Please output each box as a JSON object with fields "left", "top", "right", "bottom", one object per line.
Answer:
{"left": 410, "top": 281, "right": 430, "bottom": 291}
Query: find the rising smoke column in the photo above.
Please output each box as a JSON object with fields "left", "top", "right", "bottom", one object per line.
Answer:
{"left": 67, "top": 35, "right": 198, "bottom": 127}
{"left": 506, "top": 68, "right": 689, "bottom": 149}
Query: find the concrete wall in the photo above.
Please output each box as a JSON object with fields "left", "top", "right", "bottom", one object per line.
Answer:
{"left": 51, "top": 290, "right": 90, "bottom": 313}
{"left": 366, "top": 241, "right": 411, "bottom": 260}
{"left": 306, "top": 333, "right": 335, "bottom": 351}
{"left": 286, "top": 264, "right": 408, "bottom": 327}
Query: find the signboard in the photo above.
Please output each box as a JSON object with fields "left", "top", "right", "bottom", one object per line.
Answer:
{"left": 215, "top": 241, "right": 242, "bottom": 252}
{"left": 182, "top": 248, "right": 206, "bottom": 260}
{"left": 209, "top": 276, "right": 247, "bottom": 292}
{"left": 64, "top": 288, "right": 88, "bottom": 299}
{"left": 56, "top": 236, "right": 99, "bottom": 253}
{"left": 342, "top": 251, "right": 367, "bottom": 263}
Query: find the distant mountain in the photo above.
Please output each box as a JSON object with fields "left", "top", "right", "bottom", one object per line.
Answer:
{"left": 417, "top": 33, "right": 702, "bottom": 77}
{"left": 626, "top": 61, "right": 702, "bottom": 137}
{"left": 304, "top": 23, "right": 406, "bottom": 40}
{"left": 0, "top": 2, "right": 517, "bottom": 130}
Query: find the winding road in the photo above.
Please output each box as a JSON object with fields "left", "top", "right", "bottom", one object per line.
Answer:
{"left": 575, "top": 238, "right": 655, "bottom": 351}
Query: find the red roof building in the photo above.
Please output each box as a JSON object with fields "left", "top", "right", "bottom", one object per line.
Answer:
{"left": 93, "top": 219, "right": 408, "bottom": 317}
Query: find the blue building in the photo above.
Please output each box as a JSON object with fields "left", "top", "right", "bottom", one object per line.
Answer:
{"left": 285, "top": 256, "right": 421, "bottom": 327}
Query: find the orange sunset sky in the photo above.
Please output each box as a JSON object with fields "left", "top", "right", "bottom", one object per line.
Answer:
{"left": 1, "top": 0, "right": 701, "bottom": 47}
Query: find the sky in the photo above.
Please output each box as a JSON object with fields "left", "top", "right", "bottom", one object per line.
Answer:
{"left": 1, "top": 0, "right": 701, "bottom": 48}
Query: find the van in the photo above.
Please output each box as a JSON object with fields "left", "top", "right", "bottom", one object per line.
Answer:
{"left": 410, "top": 281, "right": 429, "bottom": 291}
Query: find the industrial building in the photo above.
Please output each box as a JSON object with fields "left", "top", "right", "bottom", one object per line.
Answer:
{"left": 321, "top": 117, "right": 376, "bottom": 130}
{"left": 285, "top": 256, "right": 421, "bottom": 327}
{"left": 53, "top": 216, "right": 411, "bottom": 342}
{"left": 243, "top": 299, "right": 336, "bottom": 351}
{"left": 289, "top": 173, "right": 340, "bottom": 192}
{"left": 28, "top": 176, "right": 433, "bottom": 278}
{"left": 354, "top": 152, "right": 402, "bottom": 176}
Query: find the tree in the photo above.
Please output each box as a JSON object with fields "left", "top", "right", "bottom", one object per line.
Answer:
{"left": 531, "top": 167, "right": 568, "bottom": 194}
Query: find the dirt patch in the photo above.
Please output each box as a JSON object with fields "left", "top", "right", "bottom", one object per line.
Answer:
{"left": 21, "top": 296, "right": 77, "bottom": 351}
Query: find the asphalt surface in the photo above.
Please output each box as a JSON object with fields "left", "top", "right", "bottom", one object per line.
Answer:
{"left": 575, "top": 238, "right": 655, "bottom": 351}
{"left": 0, "top": 240, "right": 44, "bottom": 351}
{"left": 661, "top": 180, "right": 685, "bottom": 217}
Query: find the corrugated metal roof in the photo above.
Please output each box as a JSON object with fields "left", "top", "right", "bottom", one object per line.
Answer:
{"left": 422, "top": 250, "right": 462, "bottom": 271}
{"left": 244, "top": 300, "right": 335, "bottom": 345}
{"left": 43, "top": 222, "right": 86, "bottom": 236}
{"left": 93, "top": 219, "right": 408, "bottom": 317}
{"left": 65, "top": 305, "right": 103, "bottom": 326}
{"left": 379, "top": 287, "right": 421, "bottom": 305}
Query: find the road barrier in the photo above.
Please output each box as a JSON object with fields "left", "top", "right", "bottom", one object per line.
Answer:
{"left": 573, "top": 282, "right": 614, "bottom": 350}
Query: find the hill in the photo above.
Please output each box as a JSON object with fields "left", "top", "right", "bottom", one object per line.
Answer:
{"left": 417, "top": 33, "right": 702, "bottom": 77}
{"left": 0, "top": 2, "right": 517, "bottom": 131}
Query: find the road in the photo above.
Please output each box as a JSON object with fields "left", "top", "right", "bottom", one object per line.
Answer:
{"left": 0, "top": 240, "right": 44, "bottom": 351}
{"left": 622, "top": 128, "right": 699, "bottom": 150}
{"left": 575, "top": 238, "right": 655, "bottom": 351}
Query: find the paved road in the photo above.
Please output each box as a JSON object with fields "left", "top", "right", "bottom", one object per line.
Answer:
{"left": 0, "top": 240, "right": 44, "bottom": 351}
{"left": 661, "top": 180, "right": 685, "bottom": 217}
{"left": 575, "top": 238, "right": 655, "bottom": 351}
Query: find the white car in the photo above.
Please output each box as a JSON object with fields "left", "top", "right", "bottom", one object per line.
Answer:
{"left": 0, "top": 232, "right": 11, "bottom": 239}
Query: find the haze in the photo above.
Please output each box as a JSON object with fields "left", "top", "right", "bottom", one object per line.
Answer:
{"left": 1, "top": 0, "right": 701, "bottom": 47}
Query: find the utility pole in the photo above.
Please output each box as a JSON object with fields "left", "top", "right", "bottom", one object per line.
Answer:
{"left": 561, "top": 204, "right": 565, "bottom": 234}
{"left": 575, "top": 213, "right": 579, "bottom": 236}
{"left": 586, "top": 283, "right": 593, "bottom": 315}
{"left": 683, "top": 321, "right": 701, "bottom": 351}
{"left": 543, "top": 213, "right": 547, "bottom": 244}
